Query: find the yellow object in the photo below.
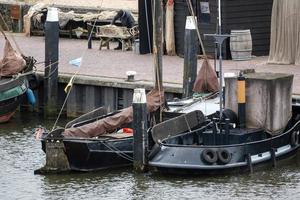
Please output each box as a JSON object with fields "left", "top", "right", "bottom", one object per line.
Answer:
{"left": 237, "top": 80, "right": 246, "bottom": 103}
{"left": 64, "top": 76, "right": 75, "bottom": 93}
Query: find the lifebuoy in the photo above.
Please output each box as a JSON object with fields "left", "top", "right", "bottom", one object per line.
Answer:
{"left": 291, "top": 131, "right": 299, "bottom": 147}
{"left": 201, "top": 149, "right": 218, "bottom": 164}
{"left": 217, "top": 149, "right": 232, "bottom": 164}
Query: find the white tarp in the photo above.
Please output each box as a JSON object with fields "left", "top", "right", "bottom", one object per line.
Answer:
{"left": 268, "top": 0, "right": 300, "bottom": 65}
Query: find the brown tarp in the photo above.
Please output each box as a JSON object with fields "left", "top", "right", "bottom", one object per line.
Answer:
{"left": 268, "top": 0, "right": 300, "bottom": 65}
{"left": 193, "top": 59, "right": 219, "bottom": 93}
{"left": 63, "top": 89, "right": 164, "bottom": 138}
{"left": 0, "top": 40, "right": 26, "bottom": 76}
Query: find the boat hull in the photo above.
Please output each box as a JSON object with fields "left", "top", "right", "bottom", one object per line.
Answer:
{"left": 63, "top": 138, "right": 133, "bottom": 171}
{"left": 0, "top": 77, "right": 28, "bottom": 123}
{"left": 149, "top": 118, "right": 300, "bottom": 175}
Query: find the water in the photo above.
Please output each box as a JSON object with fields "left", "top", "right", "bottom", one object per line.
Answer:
{"left": 1, "top": 112, "right": 300, "bottom": 200}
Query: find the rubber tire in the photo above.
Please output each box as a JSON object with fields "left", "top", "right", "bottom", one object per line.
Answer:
{"left": 291, "top": 131, "right": 299, "bottom": 147}
{"left": 217, "top": 149, "right": 232, "bottom": 164}
{"left": 201, "top": 149, "right": 218, "bottom": 164}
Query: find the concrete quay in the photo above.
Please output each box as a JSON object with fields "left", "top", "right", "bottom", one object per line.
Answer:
{"left": 1, "top": 33, "right": 300, "bottom": 115}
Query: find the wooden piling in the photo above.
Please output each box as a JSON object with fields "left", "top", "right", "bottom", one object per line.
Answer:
{"left": 133, "top": 88, "right": 148, "bottom": 172}
{"left": 183, "top": 16, "right": 198, "bottom": 98}
{"left": 44, "top": 7, "right": 59, "bottom": 117}
{"left": 153, "top": 0, "right": 163, "bottom": 90}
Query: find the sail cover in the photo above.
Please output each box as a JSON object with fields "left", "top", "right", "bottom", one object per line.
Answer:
{"left": 63, "top": 89, "right": 164, "bottom": 138}
{"left": 268, "top": 0, "right": 300, "bottom": 65}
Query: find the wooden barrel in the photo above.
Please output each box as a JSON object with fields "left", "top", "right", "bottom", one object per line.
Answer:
{"left": 230, "top": 30, "right": 252, "bottom": 61}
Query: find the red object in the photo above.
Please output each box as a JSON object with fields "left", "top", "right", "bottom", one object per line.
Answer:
{"left": 0, "top": 111, "right": 15, "bottom": 123}
{"left": 123, "top": 128, "right": 133, "bottom": 134}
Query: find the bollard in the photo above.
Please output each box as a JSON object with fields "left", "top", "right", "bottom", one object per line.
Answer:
{"left": 44, "top": 7, "right": 59, "bottom": 117}
{"left": 237, "top": 73, "right": 246, "bottom": 128}
{"left": 133, "top": 88, "right": 148, "bottom": 172}
{"left": 183, "top": 16, "right": 198, "bottom": 98}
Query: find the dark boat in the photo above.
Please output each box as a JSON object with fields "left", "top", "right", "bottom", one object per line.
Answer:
{"left": 0, "top": 35, "right": 36, "bottom": 123}
{"left": 39, "top": 107, "right": 134, "bottom": 172}
{"left": 148, "top": 72, "right": 300, "bottom": 175}
{"left": 36, "top": 97, "right": 181, "bottom": 173}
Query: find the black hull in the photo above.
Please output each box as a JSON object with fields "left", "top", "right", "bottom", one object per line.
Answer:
{"left": 150, "top": 145, "right": 300, "bottom": 175}
{"left": 41, "top": 137, "right": 133, "bottom": 172}
{"left": 63, "top": 138, "right": 133, "bottom": 171}
{"left": 149, "top": 111, "right": 300, "bottom": 175}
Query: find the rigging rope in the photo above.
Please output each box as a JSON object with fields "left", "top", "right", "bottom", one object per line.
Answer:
{"left": 186, "top": 0, "right": 207, "bottom": 58}
{"left": 0, "top": 12, "right": 23, "bottom": 55}
{"left": 51, "top": 0, "right": 103, "bottom": 131}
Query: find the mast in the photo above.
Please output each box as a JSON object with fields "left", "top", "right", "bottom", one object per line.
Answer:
{"left": 217, "top": 0, "right": 223, "bottom": 119}
{"left": 153, "top": 0, "right": 163, "bottom": 90}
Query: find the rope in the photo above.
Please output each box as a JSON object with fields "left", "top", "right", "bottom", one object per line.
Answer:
{"left": 0, "top": 12, "right": 23, "bottom": 55}
{"left": 101, "top": 141, "right": 133, "bottom": 162}
{"left": 51, "top": 0, "right": 104, "bottom": 131}
{"left": 144, "top": 0, "right": 152, "bottom": 54}
{"left": 43, "top": 60, "right": 60, "bottom": 79}
{"left": 184, "top": 114, "right": 192, "bottom": 132}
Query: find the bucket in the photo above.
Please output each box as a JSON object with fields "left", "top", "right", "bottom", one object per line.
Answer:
{"left": 134, "top": 39, "right": 140, "bottom": 54}
{"left": 230, "top": 30, "right": 252, "bottom": 61}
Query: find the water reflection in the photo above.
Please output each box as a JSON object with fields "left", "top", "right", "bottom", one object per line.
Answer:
{"left": 0, "top": 112, "right": 300, "bottom": 200}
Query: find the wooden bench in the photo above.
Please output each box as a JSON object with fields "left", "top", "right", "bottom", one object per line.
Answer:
{"left": 95, "top": 25, "right": 139, "bottom": 51}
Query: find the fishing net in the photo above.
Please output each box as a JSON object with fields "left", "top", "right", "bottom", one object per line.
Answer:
{"left": 0, "top": 40, "right": 26, "bottom": 76}
{"left": 193, "top": 59, "right": 219, "bottom": 93}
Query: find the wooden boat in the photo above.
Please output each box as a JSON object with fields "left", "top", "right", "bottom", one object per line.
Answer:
{"left": 36, "top": 107, "right": 181, "bottom": 173}
{"left": 0, "top": 31, "right": 37, "bottom": 123}
{"left": 0, "top": 76, "right": 29, "bottom": 122}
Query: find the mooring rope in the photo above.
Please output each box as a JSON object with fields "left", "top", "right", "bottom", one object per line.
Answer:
{"left": 101, "top": 140, "right": 133, "bottom": 162}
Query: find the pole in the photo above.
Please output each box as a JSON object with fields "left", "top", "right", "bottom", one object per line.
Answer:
{"left": 218, "top": 0, "right": 223, "bottom": 119}
{"left": 153, "top": 0, "right": 163, "bottom": 90}
{"left": 87, "top": 23, "right": 92, "bottom": 49}
{"left": 44, "top": 7, "right": 59, "bottom": 117}
{"left": 133, "top": 88, "right": 148, "bottom": 172}
{"left": 183, "top": 16, "right": 198, "bottom": 98}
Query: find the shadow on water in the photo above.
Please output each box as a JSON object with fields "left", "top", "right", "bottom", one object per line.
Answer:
{"left": 1, "top": 112, "right": 300, "bottom": 200}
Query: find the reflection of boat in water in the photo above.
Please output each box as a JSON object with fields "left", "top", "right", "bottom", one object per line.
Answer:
{"left": 148, "top": 72, "right": 300, "bottom": 175}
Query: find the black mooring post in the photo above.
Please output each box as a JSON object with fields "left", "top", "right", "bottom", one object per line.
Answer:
{"left": 133, "top": 88, "right": 148, "bottom": 172}
{"left": 183, "top": 16, "right": 198, "bottom": 98}
{"left": 237, "top": 73, "right": 246, "bottom": 128}
{"left": 44, "top": 7, "right": 59, "bottom": 117}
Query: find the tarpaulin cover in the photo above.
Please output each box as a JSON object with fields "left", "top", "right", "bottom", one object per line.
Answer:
{"left": 193, "top": 59, "right": 219, "bottom": 93}
{"left": 0, "top": 40, "right": 26, "bottom": 76}
{"left": 63, "top": 89, "right": 164, "bottom": 138}
{"left": 268, "top": 0, "right": 300, "bottom": 65}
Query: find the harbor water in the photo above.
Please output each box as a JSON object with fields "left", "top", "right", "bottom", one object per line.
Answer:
{"left": 1, "top": 112, "right": 300, "bottom": 200}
